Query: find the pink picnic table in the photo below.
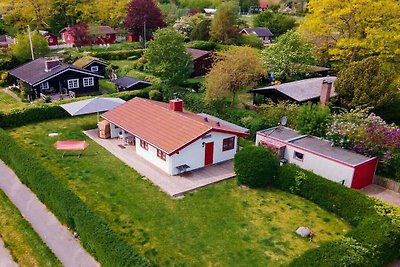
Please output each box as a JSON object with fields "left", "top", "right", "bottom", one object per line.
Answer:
{"left": 54, "top": 141, "right": 88, "bottom": 158}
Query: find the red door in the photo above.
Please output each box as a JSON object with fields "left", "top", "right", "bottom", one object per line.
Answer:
{"left": 204, "top": 142, "right": 214, "bottom": 166}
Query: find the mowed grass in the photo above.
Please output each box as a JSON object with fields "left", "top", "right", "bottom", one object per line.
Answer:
{"left": 0, "top": 190, "right": 61, "bottom": 267}
{"left": 0, "top": 89, "right": 25, "bottom": 112}
{"left": 8, "top": 116, "right": 350, "bottom": 266}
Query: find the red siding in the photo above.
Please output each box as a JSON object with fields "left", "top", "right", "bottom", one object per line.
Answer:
{"left": 47, "top": 34, "right": 58, "bottom": 46}
{"left": 204, "top": 142, "right": 214, "bottom": 166}
{"left": 61, "top": 31, "right": 75, "bottom": 44}
{"left": 351, "top": 158, "right": 378, "bottom": 189}
{"left": 95, "top": 33, "right": 116, "bottom": 45}
{"left": 128, "top": 34, "right": 139, "bottom": 42}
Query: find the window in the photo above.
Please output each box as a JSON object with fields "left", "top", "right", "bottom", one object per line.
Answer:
{"left": 157, "top": 149, "right": 166, "bottom": 161}
{"left": 67, "top": 79, "right": 79, "bottom": 89}
{"left": 90, "top": 66, "right": 99, "bottom": 72}
{"left": 83, "top": 77, "right": 94, "bottom": 87}
{"left": 39, "top": 82, "right": 49, "bottom": 90}
{"left": 294, "top": 151, "right": 304, "bottom": 161}
{"left": 222, "top": 137, "right": 235, "bottom": 151}
{"left": 140, "top": 140, "right": 148, "bottom": 150}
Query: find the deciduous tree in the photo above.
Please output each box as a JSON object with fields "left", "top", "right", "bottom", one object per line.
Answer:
{"left": 11, "top": 31, "right": 49, "bottom": 63}
{"left": 262, "top": 30, "right": 315, "bottom": 82}
{"left": 253, "top": 11, "right": 296, "bottom": 37}
{"left": 144, "top": 28, "right": 193, "bottom": 85}
{"left": 300, "top": 0, "right": 400, "bottom": 64}
{"left": 205, "top": 46, "right": 266, "bottom": 104}
{"left": 124, "top": 0, "right": 166, "bottom": 39}
{"left": 296, "top": 102, "right": 331, "bottom": 137}
{"left": 68, "top": 23, "right": 90, "bottom": 48}
{"left": 210, "top": 1, "right": 240, "bottom": 44}
{"left": 335, "top": 57, "right": 399, "bottom": 109}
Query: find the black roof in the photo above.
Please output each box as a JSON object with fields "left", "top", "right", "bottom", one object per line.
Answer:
{"left": 241, "top": 28, "right": 273, "bottom": 37}
{"left": 112, "top": 76, "right": 151, "bottom": 88}
{"left": 8, "top": 58, "right": 103, "bottom": 86}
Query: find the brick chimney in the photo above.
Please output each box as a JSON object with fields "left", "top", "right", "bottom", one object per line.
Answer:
{"left": 169, "top": 98, "right": 183, "bottom": 112}
{"left": 45, "top": 59, "right": 60, "bottom": 72}
{"left": 320, "top": 80, "right": 332, "bottom": 106}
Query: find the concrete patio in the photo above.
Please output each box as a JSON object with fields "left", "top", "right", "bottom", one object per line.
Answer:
{"left": 84, "top": 129, "right": 236, "bottom": 197}
{"left": 361, "top": 184, "right": 400, "bottom": 207}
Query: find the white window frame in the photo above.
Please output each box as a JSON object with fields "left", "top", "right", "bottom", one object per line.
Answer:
{"left": 39, "top": 82, "right": 49, "bottom": 90}
{"left": 90, "top": 66, "right": 99, "bottom": 72}
{"left": 83, "top": 77, "right": 94, "bottom": 87}
{"left": 67, "top": 79, "right": 79, "bottom": 89}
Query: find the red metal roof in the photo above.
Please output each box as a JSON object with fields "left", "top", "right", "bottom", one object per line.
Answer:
{"left": 101, "top": 97, "right": 248, "bottom": 155}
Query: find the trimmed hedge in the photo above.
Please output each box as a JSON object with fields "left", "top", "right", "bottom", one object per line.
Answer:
{"left": 276, "top": 164, "right": 400, "bottom": 266}
{"left": 0, "top": 90, "right": 149, "bottom": 128}
{"left": 0, "top": 129, "right": 151, "bottom": 266}
{"left": 91, "top": 50, "right": 144, "bottom": 60}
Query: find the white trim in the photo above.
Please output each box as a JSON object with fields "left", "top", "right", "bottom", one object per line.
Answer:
{"left": 84, "top": 60, "right": 107, "bottom": 68}
{"left": 31, "top": 68, "right": 103, "bottom": 86}
{"left": 83, "top": 77, "right": 94, "bottom": 87}
{"left": 67, "top": 79, "right": 79, "bottom": 89}
{"left": 39, "top": 81, "right": 49, "bottom": 90}
{"left": 90, "top": 66, "right": 99, "bottom": 72}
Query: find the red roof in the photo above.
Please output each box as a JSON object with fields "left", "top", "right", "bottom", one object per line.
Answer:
{"left": 101, "top": 98, "right": 248, "bottom": 155}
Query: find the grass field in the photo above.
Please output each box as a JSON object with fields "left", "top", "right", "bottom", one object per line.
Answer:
{"left": 8, "top": 116, "right": 350, "bottom": 266}
{"left": 0, "top": 190, "right": 61, "bottom": 266}
{"left": 0, "top": 89, "right": 25, "bottom": 112}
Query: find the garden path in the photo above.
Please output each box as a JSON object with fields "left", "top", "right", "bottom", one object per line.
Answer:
{"left": 2, "top": 88, "right": 21, "bottom": 101}
{"left": 0, "top": 238, "right": 18, "bottom": 267}
{"left": 0, "top": 160, "right": 99, "bottom": 267}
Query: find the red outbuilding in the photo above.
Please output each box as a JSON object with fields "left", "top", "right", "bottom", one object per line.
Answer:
{"left": 60, "top": 25, "right": 117, "bottom": 46}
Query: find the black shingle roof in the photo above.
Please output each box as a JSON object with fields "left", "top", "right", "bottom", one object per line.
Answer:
{"left": 112, "top": 76, "right": 151, "bottom": 88}
{"left": 8, "top": 58, "right": 103, "bottom": 86}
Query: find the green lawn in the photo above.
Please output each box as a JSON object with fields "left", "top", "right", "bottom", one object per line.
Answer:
{"left": 99, "top": 79, "right": 117, "bottom": 94}
{"left": 0, "top": 89, "right": 25, "bottom": 112}
{"left": 8, "top": 116, "right": 350, "bottom": 266}
{"left": 0, "top": 190, "right": 61, "bottom": 267}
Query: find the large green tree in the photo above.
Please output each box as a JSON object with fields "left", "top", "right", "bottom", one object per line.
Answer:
{"left": 253, "top": 11, "right": 296, "bottom": 37}
{"left": 262, "top": 30, "right": 316, "bottom": 82}
{"left": 210, "top": 1, "right": 240, "bottom": 44}
{"left": 296, "top": 102, "right": 331, "bottom": 137}
{"left": 144, "top": 28, "right": 193, "bottom": 85}
{"left": 205, "top": 46, "right": 266, "bottom": 104}
{"left": 335, "top": 57, "right": 399, "bottom": 109}
{"left": 11, "top": 31, "right": 49, "bottom": 63}
{"left": 300, "top": 0, "right": 400, "bottom": 64}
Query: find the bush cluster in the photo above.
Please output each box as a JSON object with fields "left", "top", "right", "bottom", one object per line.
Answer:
{"left": 0, "top": 129, "right": 151, "bottom": 266}
{"left": 186, "top": 41, "right": 217, "bottom": 51}
{"left": 276, "top": 164, "right": 400, "bottom": 266}
{"left": 91, "top": 49, "right": 144, "bottom": 60}
{"left": 0, "top": 90, "right": 149, "bottom": 128}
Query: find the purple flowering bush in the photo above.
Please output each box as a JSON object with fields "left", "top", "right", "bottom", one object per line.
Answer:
{"left": 326, "top": 108, "right": 400, "bottom": 180}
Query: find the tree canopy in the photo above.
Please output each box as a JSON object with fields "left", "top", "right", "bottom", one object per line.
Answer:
{"left": 262, "top": 30, "right": 316, "bottom": 82}
{"left": 210, "top": 1, "right": 240, "bottom": 44}
{"left": 144, "top": 28, "right": 193, "bottom": 85}
{"left": 300, "top": 0, "right": 400, "bottom": 64}
{"left": 11, "top": 31, "right": 49, "bottom": 63}
{"left": 296, "top": 102, "right": 331, "bottom": 137}
{"left": 335, "top": 57, "right": 400, "bottom": 109}
{"left": 253, "top": 11, "right": 297, "bottom": 37}
{"left": 205, "top": 46, "right": 266, "bottom": 104}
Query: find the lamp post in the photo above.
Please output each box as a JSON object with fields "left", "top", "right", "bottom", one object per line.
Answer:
{"left": 143, "top": 20, "right": 147, "bottom": 49}
{"left": 27, "top": 25, "right": 35, "bottom": 60}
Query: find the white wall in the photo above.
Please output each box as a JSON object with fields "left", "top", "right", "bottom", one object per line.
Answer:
{"left": 109, "top": 123, "right": 121, "bottom": 138}
{"left": 169, "top": 131, "right": 238, "bottom": 175}
{"left": 256, "top": 133, "right": 355, "bottom": 187}
{"left": 135, "top": 137, "right": 170, "bottom": 174}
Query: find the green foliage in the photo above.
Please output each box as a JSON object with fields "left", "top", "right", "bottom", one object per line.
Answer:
{"left": 0, "top": 54, "right": 19, "bottom": 70}
{"left": 149, "top": 89, "right": 162, "bottom": 101}
{"left": 190, "top": 18, "right": 211, "bottom": 41}
{"left": 11, "top": 31, "right": 50, "bottom": 63}
{"left": 262, "top": 30, "right": 316, "bottom": 82}
{"left": 239, "top": 34, "right": 263, "bottom": 49}
{"left": 296, "top": 102, "right": 331, "bottom": 137}
{"left": 186, "top": 40, "right": 217, "bottom": 51}
{"left": 210, "top": 1, "right": 240, "bottom": 44}
{"left": 0, "top": 129, "right": 151, "bottom": 267}
{"left": 335, "top": 57, "right": 399, "bottom": 109}
{"left": 144, "top": 28, "right": 193, "bottom": 85}
{"left": 253, "top": 11, "right": 297, "bottom": 37}
{"left": 234, "top": 146, "right": 279, "bottom": 188}
{"left": 276, "top": 164, "right": 400, "bottom": 266}
{"left": 91, "top": 49, "right": 144, "bottom": 60}
{"left": 259, "top": 100, "right": 299, "bottom": 129}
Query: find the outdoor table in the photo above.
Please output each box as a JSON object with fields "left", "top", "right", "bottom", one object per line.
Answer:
{"left": 54, "top": 141, "right": 88, "bottom": 158}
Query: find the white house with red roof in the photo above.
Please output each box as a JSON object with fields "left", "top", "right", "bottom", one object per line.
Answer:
{"left": 101, "top": 97, "right": 249, "bottom": 175}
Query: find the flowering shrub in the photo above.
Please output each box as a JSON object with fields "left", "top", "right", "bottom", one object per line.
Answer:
{"left": 326, "top": 108, "right": 400, "bottom": 179}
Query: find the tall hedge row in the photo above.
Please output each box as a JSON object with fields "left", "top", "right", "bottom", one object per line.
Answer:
{"left": 0, "top": 129, "right": 151, "bottom": 266}
{"left": 0, "top": 89, "right": 149, "bottom": 128}
{"left": 91, "top": 50, "right": 144, "bottom": 60}
{"left": 276, "top": 164, "right": 400, "bottom": 266}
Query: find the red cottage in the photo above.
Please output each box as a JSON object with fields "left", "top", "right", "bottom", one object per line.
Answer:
{"left": 39, "top": 31, "right": 58, "bottom": 47}
{"left": 60, "top": 25, "right": 117, "bottom": 46}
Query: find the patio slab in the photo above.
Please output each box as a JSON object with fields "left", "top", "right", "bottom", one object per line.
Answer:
{"left": 84, "top": 129, "right": 236, "bottom": 197}
{"left": 361, "top": 184, "right": 400, "bottom": 207}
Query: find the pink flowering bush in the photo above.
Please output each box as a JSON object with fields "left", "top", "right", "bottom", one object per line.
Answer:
{"left": 326, "top": 108, "right": 400, "bottom": 180}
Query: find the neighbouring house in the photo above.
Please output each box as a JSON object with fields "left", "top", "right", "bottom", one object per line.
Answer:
{"left": 73, "top": 56, "right": 108, "bottom": 75}
{"left": 60, "top": 25, "right": 117, "bottom": 46}
{"left": 186, "top": 48, "right": 213, "bottom": 77}
{"left": 0, "top": 34, "right": 15, "bottom": 48}
{"left": 112, "top": 76, "right": 151, "bottom": 91}
{"left": 240, "top": 28, "right": 273, "bottom": 44}
{"left": 127, "top": 33, "right": 139, "bottom": 42}
{"left": 256, "top": 126, "right": 378, "bottom": 189}
{"left": 39, "top": 30, "right": 58, "bottom": 47}
{"left": 8, "top": 58, "right": 103, "bottom": 99}
{"left": 204, "top": 8, "right": 216, "bottom": 16}
{"left": 101, "top": 97, "right": 249, "bottom": 175}
{"left": 251, "top": 77, "right": 337, "bottom": 105}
